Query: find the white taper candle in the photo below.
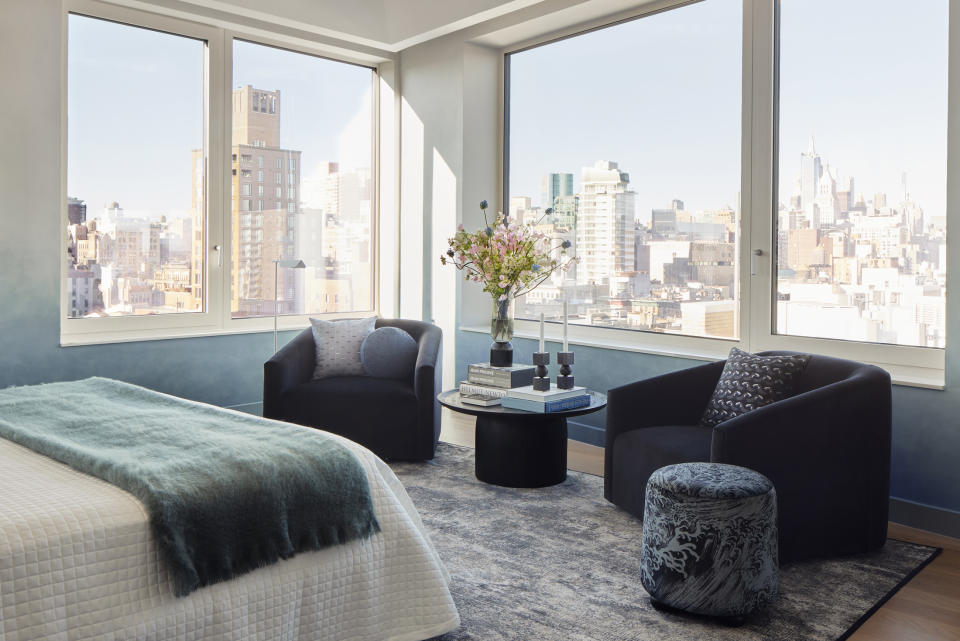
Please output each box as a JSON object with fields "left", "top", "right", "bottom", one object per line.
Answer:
{"left": 539, "top": 312, "right": 545, "bottom": 352}
{"left": 562, "top": 300, "right": 569, "bottom": 351}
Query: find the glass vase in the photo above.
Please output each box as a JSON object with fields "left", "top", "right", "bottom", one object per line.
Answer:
{"left": 489, "top": 292, "right": 515, "bottom": 367}
{"left": 490, "top": 294, "right": 515, "bottom": 343}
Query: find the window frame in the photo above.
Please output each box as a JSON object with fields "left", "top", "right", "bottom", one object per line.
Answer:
{"left": 498, "top": 0, "right": 951, "bottom": 387}
{"left": 60, "top": 0, "right": 384, "bottom": 346}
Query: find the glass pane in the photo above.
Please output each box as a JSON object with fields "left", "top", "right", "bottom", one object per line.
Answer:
{"left": 507, "top": 0, "right": 742, "bottom": 339}
{"left": 775, "top": 0, "right": 947, "bottom": 348}
{"left": 231, "top": 41, "right": 375, "bottom": 318}
{"left": 67, "top": 14, "right": 205, "bottom": 317}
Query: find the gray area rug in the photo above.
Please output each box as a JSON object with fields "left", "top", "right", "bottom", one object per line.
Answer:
{"left": 392, "top": 443, "right": 939, "bottom": 641}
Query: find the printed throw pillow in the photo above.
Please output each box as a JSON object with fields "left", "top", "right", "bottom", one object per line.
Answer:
{"left": 700, "top": 348, "right": 811, "bottom": 428}
{"left": 310, "top": 316, "right": 378, "bottom": 380}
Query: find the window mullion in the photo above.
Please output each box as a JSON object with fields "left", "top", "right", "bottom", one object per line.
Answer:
{"left": 746, "top": 0, "right": 776, "bottom": 352}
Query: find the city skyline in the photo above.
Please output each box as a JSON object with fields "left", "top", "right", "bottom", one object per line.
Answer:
{"left": 66, "top": 15, "right": 376, "bottom": 319}
{"left": 509, "top": 0, "right": 947, "bottom": 224}
{"left": 68, "top": 15, "right": 373, "bottom": 218}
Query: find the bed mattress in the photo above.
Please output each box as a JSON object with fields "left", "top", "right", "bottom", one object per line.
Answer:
{"left": 0, "top": 423, "right": 459, "bottom": 641}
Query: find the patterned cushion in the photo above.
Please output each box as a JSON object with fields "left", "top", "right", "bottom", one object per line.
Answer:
{"left": 361, "top": 327, "right": 418, "bottom": 379}
{"left": 310, "top": 316, "right": 377, "bottom": 380}
{"left": 700, "top": 348, "right": 810, "bottom": 428}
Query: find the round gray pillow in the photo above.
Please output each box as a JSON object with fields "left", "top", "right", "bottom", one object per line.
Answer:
{"left": 361, "top": 326, "right": 418, "bottom": 379}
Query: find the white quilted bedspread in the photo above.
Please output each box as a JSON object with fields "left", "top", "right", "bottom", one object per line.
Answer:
{"left": 0, "top": 431, "right": 459, "bottom": 641}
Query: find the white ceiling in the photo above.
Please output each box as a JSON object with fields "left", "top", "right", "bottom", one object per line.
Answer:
{"left": 173, "top": 0, "right": 561, "bottom": 51}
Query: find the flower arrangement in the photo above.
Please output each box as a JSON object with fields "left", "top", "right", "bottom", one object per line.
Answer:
{"left": 440, "top": 200, "right": 576, "bottom": 304}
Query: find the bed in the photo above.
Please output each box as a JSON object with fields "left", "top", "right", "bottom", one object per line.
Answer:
{"left": 0, "top": 379, "right": 459, "bottom": 641}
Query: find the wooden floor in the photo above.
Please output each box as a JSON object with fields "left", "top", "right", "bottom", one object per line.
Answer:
{"left": 439, "top": 410, "right": 960, "bottom": 641}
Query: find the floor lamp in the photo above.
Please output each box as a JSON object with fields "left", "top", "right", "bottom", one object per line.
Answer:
{"left": 273, "top": 259, "right": 306, "bottom": 353}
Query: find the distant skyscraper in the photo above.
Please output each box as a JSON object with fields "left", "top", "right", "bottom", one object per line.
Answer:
{"left": 800, "top": 134, "right": 822, "bottom": 218}
{"left": 577, "top": 161, "right": 635, "bottom": 287}
{"left": 541, "top": 172, "right": 573, "bottom": 210}
{"left": 198, "top": 85, "right": 303, "bottom": 316}
{"left": 651, "top": 208, "right": 677, "bottom": 235}
{"left": 67, "top": 197, "right": 87, "bottom": 226}
{"left": 814, "top": 164, "right": 839, "bottom": 227}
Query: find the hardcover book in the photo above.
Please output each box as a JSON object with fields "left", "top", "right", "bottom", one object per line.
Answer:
{"left": 500, "top": 394, "right": 591, "bottom": 413}
{"left": 459, "top": 393, "right": 503, "bottom": 407}
{"left": 459, "top": 381, "right": 509, "bottom": 398}
{"left": 467, "top": 363, "right": 536, "bottom": 389}
{"left": 505, "top": 385, "right": 586, "bottom": 402}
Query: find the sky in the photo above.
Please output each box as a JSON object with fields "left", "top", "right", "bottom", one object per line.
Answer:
{"left": 67, "top": 15, "right": 373, "bottom": 220}
{"left": 68, "top": 1, "right": 949, "bottom": 225}
{"left": 508, "top": 0, "right": 948, "bottom": 222}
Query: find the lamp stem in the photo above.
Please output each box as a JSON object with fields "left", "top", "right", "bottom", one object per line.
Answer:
{"left": 274, "top": 261, "right": 280, "bottom": 354}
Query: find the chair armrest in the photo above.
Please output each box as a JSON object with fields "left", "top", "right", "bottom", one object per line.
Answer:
{"left": 604, "top": 359, "right": 725, "bottom": 499}
{"left": 263, "top": 328, "right": 316, "bottom": 419}
{"left": 412, "top": 325, "right": 443, "bottom": 456}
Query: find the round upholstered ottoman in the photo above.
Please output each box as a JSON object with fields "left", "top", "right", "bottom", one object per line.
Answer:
{"left": 640, "top": 462, "right": 778, "bottom": 619}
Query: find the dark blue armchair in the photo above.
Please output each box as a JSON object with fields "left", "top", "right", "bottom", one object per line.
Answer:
{"left": 263, "top": 318, "right": 442, "bottom": 461}
{"left": 604, "top": 352, "right": 892, "bottom": 563}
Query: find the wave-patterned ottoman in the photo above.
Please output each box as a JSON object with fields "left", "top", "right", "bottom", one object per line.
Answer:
{"left": 640, "top": 462, "right": 779, "bottom": 618}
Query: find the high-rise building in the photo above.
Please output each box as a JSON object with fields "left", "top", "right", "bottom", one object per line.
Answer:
{"left": 652, "top": 208, "right": 677, "bottom": 235}
{"left": 67, "top": 197, "right": 87, "bottom": 226}
{"left": 541, "top": 172, "right": 573, "bottom": 210}
{"left": 814, "top": 164, "right": 839, "bottom": 227}
{"left": 576, "top": 161, "right": 636, "bottom": 286}
{"left": 195, "top": 85, "right": 303, "bottom": 316}
{"left": 800, "top": 134, "right": 822, "bottom": 218}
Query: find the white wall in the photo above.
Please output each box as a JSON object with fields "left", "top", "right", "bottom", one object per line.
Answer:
{"left": 398, "top": 35, "right": 501, "bottom": 387}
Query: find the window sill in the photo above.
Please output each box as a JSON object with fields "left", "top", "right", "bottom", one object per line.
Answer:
{"left": 60, "top": 318, "right": 312, "bottom": 347}
{"left": 459, "top": 325, "right": 945, "bottom": 390}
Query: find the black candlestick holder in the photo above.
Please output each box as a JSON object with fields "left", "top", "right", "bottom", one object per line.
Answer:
{"left": 557, "top": 351, "right": 575, "bottom": 389}
{"left": 532, "top": 352, "right": 551, "bottom": 391}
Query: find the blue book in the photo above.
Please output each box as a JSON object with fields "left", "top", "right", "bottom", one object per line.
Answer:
{"left": 500, "top": 394, "right": 591, "bottom": 413}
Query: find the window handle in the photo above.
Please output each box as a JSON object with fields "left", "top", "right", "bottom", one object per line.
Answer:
{"left": 213, "top": 244, "right": 222, "bottom": 267}
{"left": 751, "top": 248, "right": 764, "bottom": 276}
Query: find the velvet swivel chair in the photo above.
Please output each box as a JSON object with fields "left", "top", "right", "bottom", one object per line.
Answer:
{"left": 263, "top": 318, "right": 442, "bottom": 461}
{"left": 604, "top": 352, "right": 892, "bottom": 563}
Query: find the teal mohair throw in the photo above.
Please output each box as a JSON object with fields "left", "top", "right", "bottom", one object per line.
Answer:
{"left": 0, "top": 377, "right": 380, "bottom": 596}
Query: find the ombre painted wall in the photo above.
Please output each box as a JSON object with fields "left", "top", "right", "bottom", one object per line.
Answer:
{"left": 0, "top": 1, "right": 305, "bottom": 411}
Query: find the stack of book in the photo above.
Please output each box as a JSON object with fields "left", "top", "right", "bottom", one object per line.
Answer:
{"left": 501, "top": 385, "right": 591, "bottom": 413}
{"left": 458, "top": 363, "right": 536, "bottom": 407}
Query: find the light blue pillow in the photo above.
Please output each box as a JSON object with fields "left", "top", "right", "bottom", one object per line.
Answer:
{"left": 361, "top": 327, "right": 418, "bottom": 379}
{"left": 310, "top": 316, "right": 377, "bottom": 380}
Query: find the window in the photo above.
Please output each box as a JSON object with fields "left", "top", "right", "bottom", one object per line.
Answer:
{"left": 257, "top": 170, "right": 264, "bottom": 182}
{"left": 506, "top": 0, "right": 742, "bottom": 340}
{"left": 774, "top": 0, "right": 947, "bottom": 348}
{"left": 241, "top": 183, "right": 251, "bottom": 196}
{"left": 503, "top": 0, "right": 948, "bottom": 382}
{"left": 257, "top": 185, "right": 264, "bottom": 197}
{"left": 66, "top": 14, "right": 206, "bottom": 318}
{"left": 231, "top": 40, "right": 376, "bottom": 318}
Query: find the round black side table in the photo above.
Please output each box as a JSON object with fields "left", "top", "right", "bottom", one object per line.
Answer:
{"left": 437, "top": 389, "right": 607, "bottom": 488}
